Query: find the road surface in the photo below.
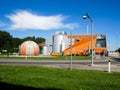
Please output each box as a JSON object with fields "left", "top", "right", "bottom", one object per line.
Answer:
{"left": 0, "top": 57, "right": 120, "bottom": 72}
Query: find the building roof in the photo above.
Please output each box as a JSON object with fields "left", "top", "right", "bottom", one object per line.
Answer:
{"left": 66, "top": 34, "right": 98, "bottom": 39}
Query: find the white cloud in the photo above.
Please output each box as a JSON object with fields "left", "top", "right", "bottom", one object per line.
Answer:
{"left": 6, "top": 10, "right": 78, "bottom": 30}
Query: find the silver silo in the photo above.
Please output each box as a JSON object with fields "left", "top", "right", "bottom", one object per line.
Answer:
{"left": 53, "top": 32, "right": 69, "bottom": 53}
{"left": 42, "top": 45, "right": 49, "bottom": 55}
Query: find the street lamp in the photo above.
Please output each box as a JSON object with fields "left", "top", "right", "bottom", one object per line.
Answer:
{"left": 70, "top": 30, "right": 72, "bottom": 70}
{"left": 83, "top": 13, "right": 94, "bottom": 66}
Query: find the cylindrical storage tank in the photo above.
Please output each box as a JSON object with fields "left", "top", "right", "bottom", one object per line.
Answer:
{"left": 62, "top": 35, "right": 69, "bottom": 51}
{"left": 19, "top": 40, "right": 39, "bottom": 55}
{"left": 53, "top": 33, "right": 69, "bottom": 53}
{"left": 42, "top": 45, "right": 49, "bottom": 55}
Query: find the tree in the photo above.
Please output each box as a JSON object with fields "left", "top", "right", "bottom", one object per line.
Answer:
{"left": 13, "top": 38, "right": 23, "bottom": 52}
{"left": 118, "top": 48, "right": 120, "bottom": 53}
{"left": 23, "top": 36, "right": 45, "bottom": 44}
{"left": 115, "top": 48, "right": 120, "bottom": 53}
{"left": 0, "top": 30, "right": 13, "bottom": 52}
{"left": 35, "top": 37, "right": 45, "bottom": 44}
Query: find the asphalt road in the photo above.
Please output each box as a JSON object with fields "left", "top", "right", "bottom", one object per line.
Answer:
{"left": 0, "top": 57, "right": 120, "bottom": 65}
{"left": 0, "top": 57, "right": 120, "bottom": 72}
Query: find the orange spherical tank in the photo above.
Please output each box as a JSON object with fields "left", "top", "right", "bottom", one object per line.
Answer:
{"left": 19, "top": 40, "right": 39, "bottom": 55}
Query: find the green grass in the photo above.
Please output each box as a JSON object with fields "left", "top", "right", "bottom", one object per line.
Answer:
{"left": 0, "top": 65, "right": 120, "bottom": 90}
{"left": 0, "top": 55, "right": 91, "bottom": 60}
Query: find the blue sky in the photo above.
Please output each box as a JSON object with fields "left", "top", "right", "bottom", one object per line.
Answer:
{"left": 0, "top": 0, "right": 120, "bottom": 51}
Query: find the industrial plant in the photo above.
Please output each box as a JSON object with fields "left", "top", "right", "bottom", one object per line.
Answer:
{"left": 18, "top": 31, "right": 108, "bottom": 56}
{"left": 40, "top": 32, "right": 108, "bottom": 56}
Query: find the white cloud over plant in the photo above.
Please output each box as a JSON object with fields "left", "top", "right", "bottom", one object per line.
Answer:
{"left": 6, "top": 10, "right": 78, "bottom": 30}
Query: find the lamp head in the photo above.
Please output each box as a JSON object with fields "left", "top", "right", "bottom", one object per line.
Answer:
{"left": 83, "top": 15, "right": 87, "bottom": 19}
{"left": 82, "top": 13, "right": 93, "bottom": 23}
{"left": 83, "top": 13, "right": 89, "bottom": 19}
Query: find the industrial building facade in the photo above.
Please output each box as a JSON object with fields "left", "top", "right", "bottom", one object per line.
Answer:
{"left": 41, "top": 32, "right": 108, "bottom": 56}
{"left": 64, "top": 34, "right": 107, "bottom": 56}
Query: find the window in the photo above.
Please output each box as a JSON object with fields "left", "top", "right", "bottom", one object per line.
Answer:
{"left": 96, "top": 39, "right": 106, "bottom": 47}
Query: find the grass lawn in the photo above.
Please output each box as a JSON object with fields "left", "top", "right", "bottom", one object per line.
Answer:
{"left": 0, "top": 65, "right": 120, "bottom": 90}
{"left": 0, "top": 55, "right": 91, "bottom": 60}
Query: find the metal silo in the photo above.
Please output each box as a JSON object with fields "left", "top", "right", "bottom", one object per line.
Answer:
{"left": 53, "top": 32, "right": 69, "bottom": 53}
{"left": 62, "top": 35, "right": 69, "bottom": 51}
{"left": 42, "top": 45, "right": 49, "bottom": 55}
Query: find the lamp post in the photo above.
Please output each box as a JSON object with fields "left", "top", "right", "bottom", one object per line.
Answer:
{"left": 83, "top": 13, "right": 94, "bottom": 66}
{"left": 70, "top": 30, "right": 72, "bottom": 70}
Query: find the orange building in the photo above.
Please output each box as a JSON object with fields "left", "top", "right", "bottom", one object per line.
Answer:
{"left": 63, "top": 34, "right": 108, "bottom": 56}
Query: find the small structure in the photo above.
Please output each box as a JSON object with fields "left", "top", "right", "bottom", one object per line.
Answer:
{"left": 19, "top": 40, "right": 39, "bottom": 56}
